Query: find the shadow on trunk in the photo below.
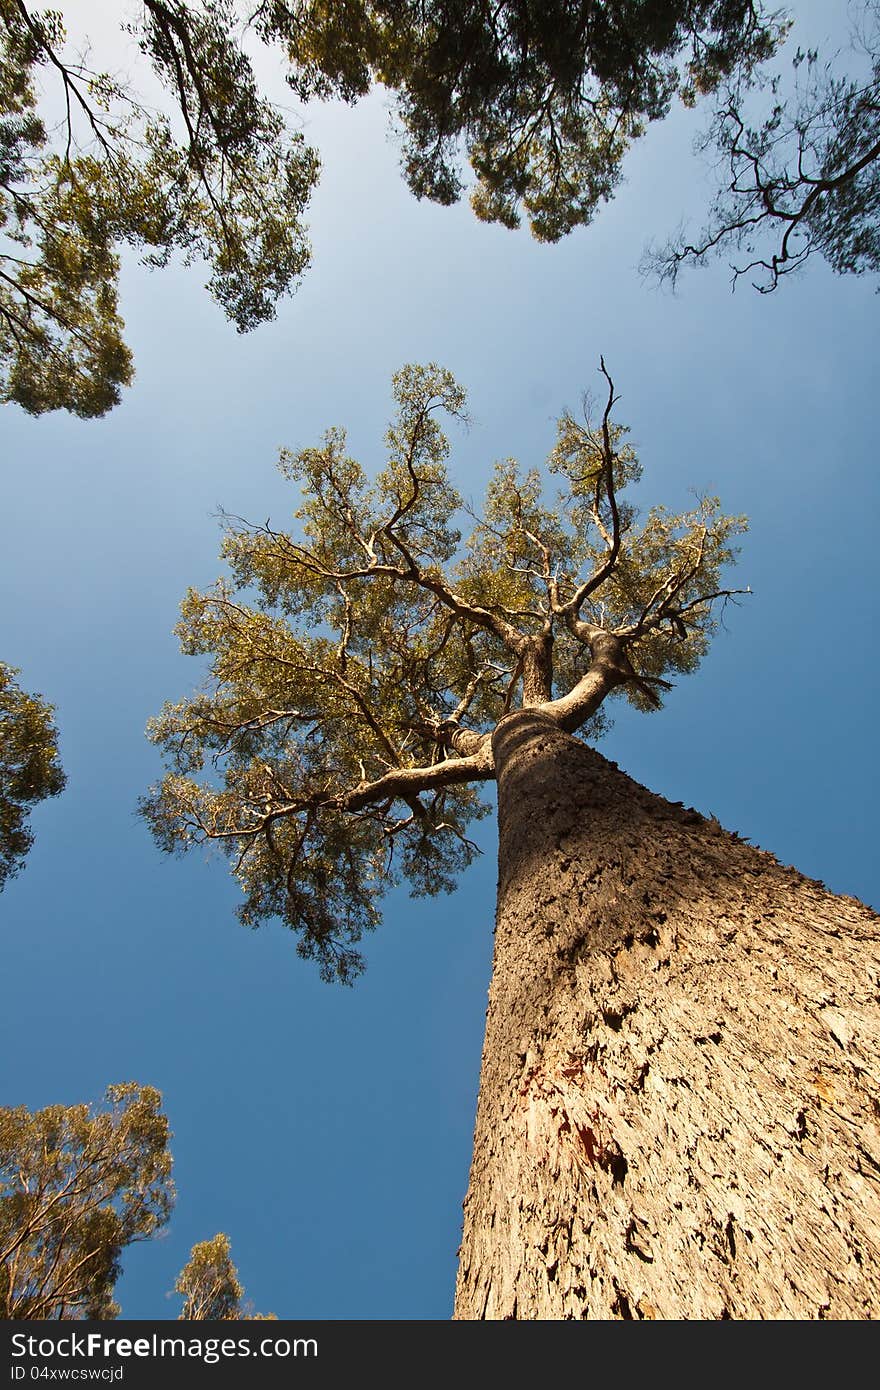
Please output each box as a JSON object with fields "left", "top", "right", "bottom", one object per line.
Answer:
{"left": 455, "top": 711, "right": 880, "bottom": 1319}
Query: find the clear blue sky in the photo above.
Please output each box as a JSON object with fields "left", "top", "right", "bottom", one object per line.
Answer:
{"left": 2, "top": 0, "right": 877, "bottom": 1320}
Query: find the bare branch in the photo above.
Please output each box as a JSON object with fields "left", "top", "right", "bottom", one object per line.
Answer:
{"left": 558, "top": 360, "right": 624, "bottom": 618}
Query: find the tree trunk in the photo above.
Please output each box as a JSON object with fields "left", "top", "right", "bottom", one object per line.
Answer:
{"left": 453, "top": 710, "right": 880, "bottom": 1319}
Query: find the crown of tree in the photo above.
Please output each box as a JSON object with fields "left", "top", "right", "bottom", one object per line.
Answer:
{"left": 143, "top": 362, "right": 747, "bottom": 982}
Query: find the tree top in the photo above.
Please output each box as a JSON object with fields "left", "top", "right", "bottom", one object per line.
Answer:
{"left": 143, "top": 362, "right": 748, "bottom": 982}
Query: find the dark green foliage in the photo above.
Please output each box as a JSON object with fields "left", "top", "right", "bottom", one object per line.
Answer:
{"left": 2, "top": 2, "right": 785, "bottom": 417}
{"left": 0, "top": 661, "right": 65, "bottom": 890}
{"left": 262, "top": 1, "right": 780, "bottom": 240}
{"left": 0, "top": 0, "right": 318, "bottom": 417}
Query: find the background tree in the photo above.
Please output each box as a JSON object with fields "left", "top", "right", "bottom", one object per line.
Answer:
{"left": 647, "top": 0, "right": 880, "bottom": 292}
{"left": 260, "top": 0, "right": 782, "bottom": 241}
{"left": 0, "top": 661, "right": 65, "bottom": 891}
{"left": 175, "top": 1232, "right": 275, "bottom": 1318}
{"left": 2, "top": 0, "right": 782, "bottom": 418}
{"left": 0, "top": 1083, "right": 173, "bottom": 1319}
{"left": 144, "top": 363, "right": 880, "bottom": 1318}
{"left": 0, "top": 1087, "right": 267, "bottom": 1321}
{"left": 8, "top": 3, "right": 875, "bottom": 419}
{"left": 0, "top": 0, "right": 318, "bottom": 417}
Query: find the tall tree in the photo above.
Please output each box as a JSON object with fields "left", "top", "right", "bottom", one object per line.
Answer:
{"left": 0, "top": 661, "right": 65, "bottom": 890}
{"left": 0, "top": 1086, "right": 273, "bottom": 1320}
{"left": 647, "top": 0, "right": 880, "bottom": 292}
{"left": 142, "top": 361, "right": 747, "bottom": 983}
{"left": 144, "top": 365, "right": 880, "bottom": 1316}
{"left": 2, "top": 0, "right": 781, "bottom": 417}
{"left": 175, "top": 1232, "right": 275, "bottom": 1318}
{"left": 0, "top": 1084, "right": 173, "bottom": 1319}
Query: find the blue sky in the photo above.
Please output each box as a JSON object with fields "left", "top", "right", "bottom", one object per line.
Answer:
{"left": 1, "top": 0, "right": 877, "bottom": 1319}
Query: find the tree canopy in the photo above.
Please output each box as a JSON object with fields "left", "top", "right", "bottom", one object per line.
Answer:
{"left": 0, "top": 1084, "right": 271, "bottom": 1319}
{"left": 7, "top": 2, "right": 876, "bottom": 418}
{"left": 262, "top": 0, "right": 780, "bottom": 241}
{"left": 143, "top": 362, "right": 747, "bottom": 984}
{"left": 0, "top": 1083, "right": 173, "bottom": 1319}
{"left": 0, "top": 0, "right": 318, "bottom": 417}
{"left": 0, "top": 661, "right": 66, "bottom": 890}
{"left": 175, "top": 1232, "right": 275, "bottom": 1319}
{"left": 647, "top": 0, "right": 880, "bottom": 292}
{"left": 1, "top": 0, "right": 782, "bottom": 419}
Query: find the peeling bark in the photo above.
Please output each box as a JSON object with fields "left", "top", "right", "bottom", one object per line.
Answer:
{"left": 454, "top": 711, "right": 880, "bottom": 1319}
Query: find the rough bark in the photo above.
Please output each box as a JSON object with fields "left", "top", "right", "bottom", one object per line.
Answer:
{"left": 454, "top": 711, "right": 880, "bottom": 1319}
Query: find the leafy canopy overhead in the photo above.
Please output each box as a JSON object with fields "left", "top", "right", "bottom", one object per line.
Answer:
{"left": 261, "top": 0, "right": 781, "bottom": 242}
{"left": 143, "top": 363, "right": 748, "bottom": 984}
{"left": 2, "top": 0, "right": 781, "bottom": 418}
{"left": 0, "top": 661, "right": 66, "bottom": 890}
{"left": 0, "top": 0, "right": 318, "bottom": 417}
